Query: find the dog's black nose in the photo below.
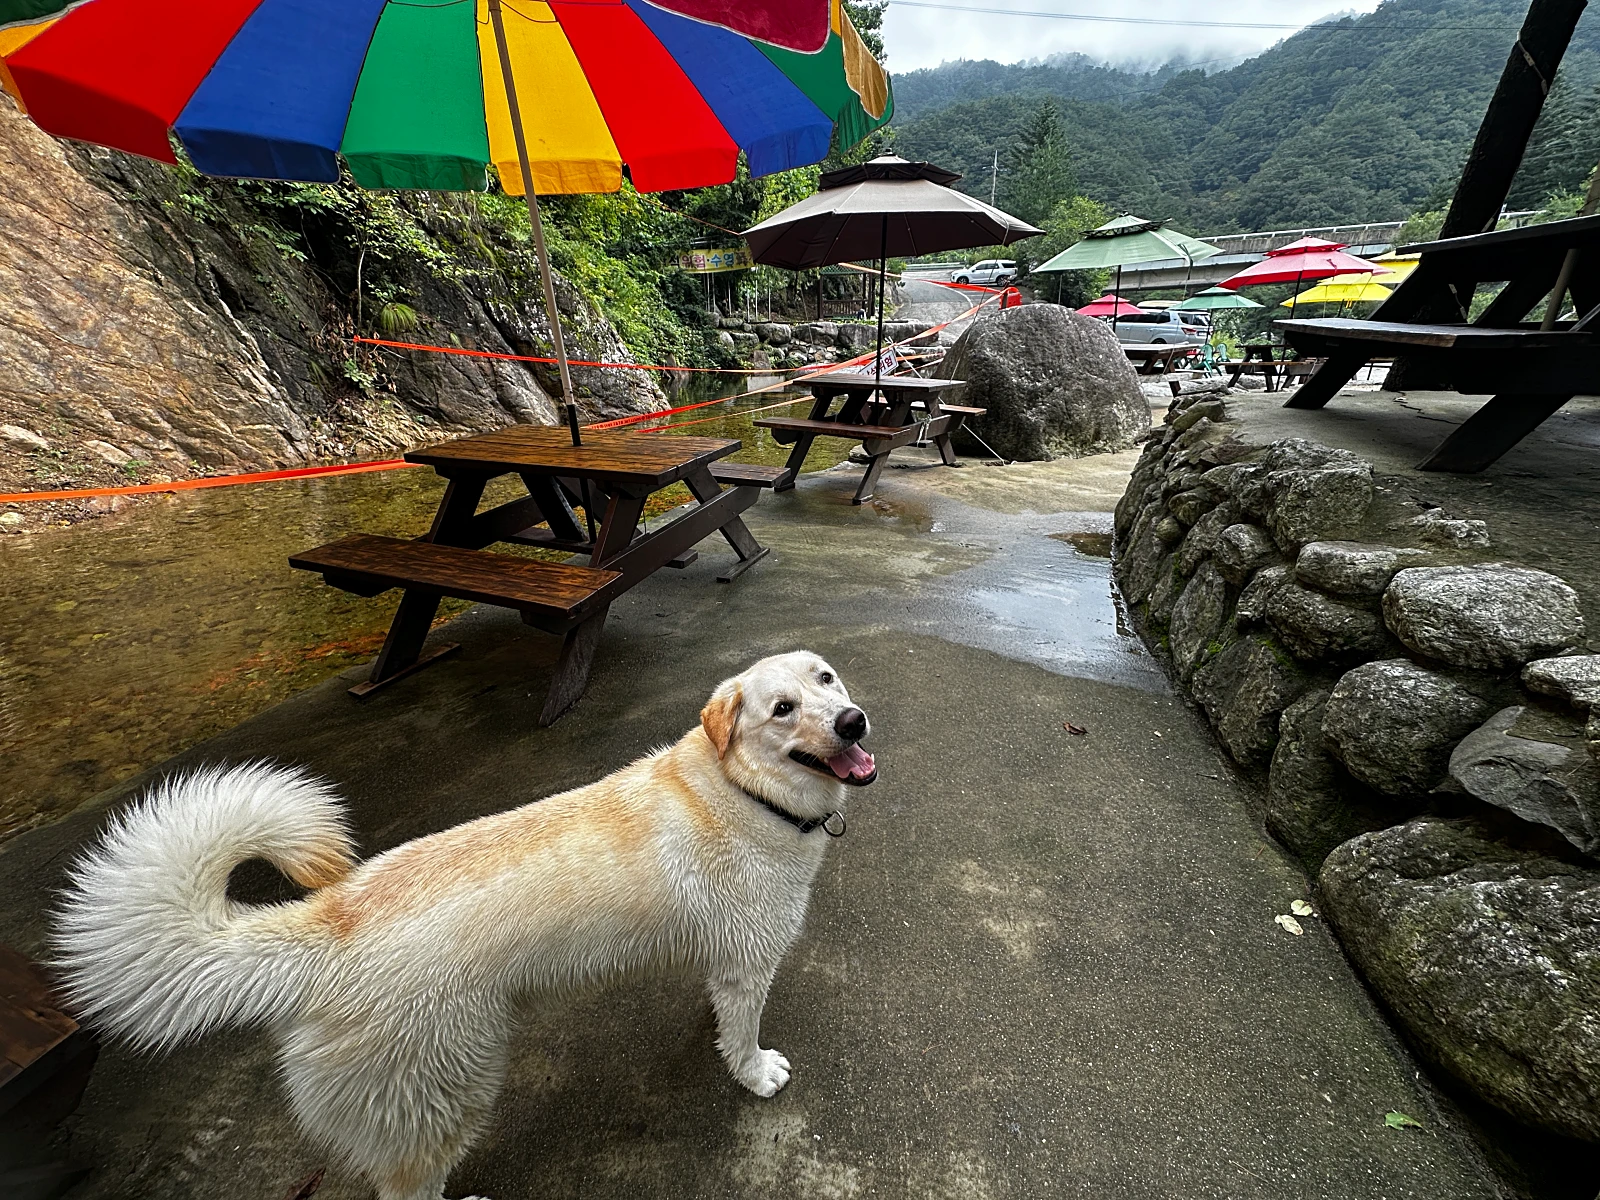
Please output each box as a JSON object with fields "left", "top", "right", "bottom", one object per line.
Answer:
{"left": 834, "top": 707, "right": 867, "bottom": 742}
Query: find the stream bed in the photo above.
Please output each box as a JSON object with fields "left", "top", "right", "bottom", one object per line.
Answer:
{"left": 0, "top": 383, "right": 853, "bottom": 840}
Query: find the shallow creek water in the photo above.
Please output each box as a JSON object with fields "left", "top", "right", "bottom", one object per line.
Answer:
{"left": 0, "top": 382, "right": 858, "bottom": 840}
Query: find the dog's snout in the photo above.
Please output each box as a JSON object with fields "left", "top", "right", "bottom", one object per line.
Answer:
{"left": 834, "top": 707, "right": 867, "bottom": 742}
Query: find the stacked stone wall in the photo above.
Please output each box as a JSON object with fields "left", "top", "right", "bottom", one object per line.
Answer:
{"left": 1113, "top": 391, "right": 1600, "bottom": 1148}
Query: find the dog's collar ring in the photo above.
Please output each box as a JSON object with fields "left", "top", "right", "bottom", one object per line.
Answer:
{"left": 822, "top": 812, "right": 847, "bottom": 838}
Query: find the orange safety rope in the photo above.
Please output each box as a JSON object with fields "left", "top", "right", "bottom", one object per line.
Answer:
{"left": 0, "top": 459, "right": 422, "bottom": 505}
{"left": 350, "top": 336, "right": 806, "bottom": 374}
{"left": 1, "top": 295, "right": 999, "bottom": 505}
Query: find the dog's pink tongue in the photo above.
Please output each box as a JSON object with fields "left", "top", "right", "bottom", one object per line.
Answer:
{"left": 827, "top": 744, "right": 875, "bottom": 780}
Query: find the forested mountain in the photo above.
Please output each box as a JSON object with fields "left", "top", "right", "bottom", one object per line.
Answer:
{"left": 891, "top": 0, "right": 1600, "bottom": 233}
{"left": 890, "top": 54, "right": 1203, "bottom": 121}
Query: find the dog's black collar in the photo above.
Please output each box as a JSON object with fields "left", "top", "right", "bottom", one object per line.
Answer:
{"left": 740, "top": 787, "right": 846, "bottom": 837}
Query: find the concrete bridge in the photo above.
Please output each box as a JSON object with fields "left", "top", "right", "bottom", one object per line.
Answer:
{"left": 1115, "top": 221, "right": 1405, "bottom": 294}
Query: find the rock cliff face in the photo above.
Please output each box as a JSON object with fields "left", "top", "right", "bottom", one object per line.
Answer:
{"left": 0, "top": 93, "right": 663, "bottom": 507}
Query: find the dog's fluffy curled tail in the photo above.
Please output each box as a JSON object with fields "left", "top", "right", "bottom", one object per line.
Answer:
{"left": 54, "top": 762, "right": 355, "bottom": 1051}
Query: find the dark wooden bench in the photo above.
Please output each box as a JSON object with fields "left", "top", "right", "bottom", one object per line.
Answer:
{"left": 1280, "top": 212, "right": 1600, "bottom": 471}
{"left": 708, "top": 462, "right": 789, "bottom": 488}
{"left": 1, "top": 944, "right": 97, "bottom": 1195}
{"left": 754, "top": 417, "right": 918, "bottom": 446}
{"left": 290, "top": 535, "right": 625, "bottom": 696}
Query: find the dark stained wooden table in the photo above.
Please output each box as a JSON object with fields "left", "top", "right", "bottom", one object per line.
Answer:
{"left": 299, "top": 426, "right": 771, "bottom": 723}
{"left": 755, "top": 372, "right": 978, "bottom": 504}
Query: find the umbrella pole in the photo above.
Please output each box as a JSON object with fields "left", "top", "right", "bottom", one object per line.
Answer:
{"left": 1113, "top": 265, "right": 1121, "bottom": 335}
{"left": 490, "top": 0, "right": 583, "bottom": 448}
{"left": 875, "top": 214, "right": 888, "bottom": 394}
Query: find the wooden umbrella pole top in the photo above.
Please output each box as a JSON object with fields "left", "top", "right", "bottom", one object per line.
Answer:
{"left": 488, "top": 0, "right": 583, "bottom": 447}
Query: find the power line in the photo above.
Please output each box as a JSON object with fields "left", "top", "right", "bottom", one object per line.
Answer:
{"left": 886, "top": 1, "right": 1517, "bottom": 33}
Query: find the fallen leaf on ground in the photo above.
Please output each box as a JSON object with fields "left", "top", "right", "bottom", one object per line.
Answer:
{"left": 1290, "top": 899, "right": 1315, "bottom": 917}
{"left": 1063, "top": 722, "right": 1087, "bottom": 735}
{"left": 1274, "top": 914, "right": 1304, "bottom": 936}
{"left": 1384, "top": 1111, "right": 1423, "bottom": 1130}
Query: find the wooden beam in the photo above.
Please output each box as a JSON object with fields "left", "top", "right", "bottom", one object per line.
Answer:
{"left": 1385, "top": 0, "right": 1586, "bottom": 389}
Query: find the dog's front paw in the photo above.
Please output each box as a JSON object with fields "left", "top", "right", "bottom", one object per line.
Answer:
{"left": 737, "top": 1048, "right": 792, "bottom": 1097}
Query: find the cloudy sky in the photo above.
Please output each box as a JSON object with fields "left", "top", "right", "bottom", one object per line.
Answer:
{"left": 881, "top": 1, "right": 1383, "bottom": 73}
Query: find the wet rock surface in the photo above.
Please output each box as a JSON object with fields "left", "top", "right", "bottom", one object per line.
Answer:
{"left": 1323, "top": 660, "right": 1491, "bottom": 796}
{"left": 938, "top": 304, "right": 1148, "bottom": 462}
{"left": 1267, "top": 691, "right": 1399, "bottom": 869}
{"left": 1449, "top": 707, "right": 1600, "bottom": 858}
{"left": 1190, "top": 634, "right": 1316, "bottom": 767}
{"left": 1295, "top": 540, "right": 1429, "bottom": 597}
{"left": 1384, "top": 565, "right": 1586, "bottom": 671}
{"left": 1321, "top": 817, "right": 1600, "bottom": 1142}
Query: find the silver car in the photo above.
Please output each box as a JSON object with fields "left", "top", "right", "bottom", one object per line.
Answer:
{"left": 953, "top": 259, "right": 1016, "bottom": 286}
{"left": 1112, "top": 309, "right": 1210, "bottom": 345}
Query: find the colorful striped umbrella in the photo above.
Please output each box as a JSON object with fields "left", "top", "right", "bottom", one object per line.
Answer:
{"left": 0, "top": 0, "right": 893, "bottom": 441}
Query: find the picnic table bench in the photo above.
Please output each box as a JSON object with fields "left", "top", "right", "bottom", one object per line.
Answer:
{"left": 1120, "top": 343, "right": 1191, "bottom": 375}
{"left": 1280, "top": 211, "right": 1600, "bottom": 470}
{"left": 1, "top": 944, "right": 97, "bottom": 1194}
{"left": 292, "top": 427, "right": 779, "bottom": 725}
{"left": 755, "top": 371, "right": 983, "bottom": 504}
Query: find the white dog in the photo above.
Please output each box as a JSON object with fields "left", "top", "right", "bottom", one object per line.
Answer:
{"left": 53, "top": 651, "right": 876, "bottom": 1200}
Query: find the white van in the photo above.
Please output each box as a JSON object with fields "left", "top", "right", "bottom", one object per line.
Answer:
{"left": 1112, "top": 309, "right": 1210, "bottom": 344}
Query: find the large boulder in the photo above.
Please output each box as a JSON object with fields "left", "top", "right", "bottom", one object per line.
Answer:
{"left": 938, "top": 304, "right": 1147, "bottom": 461}
{"left": 1322, "top": 660, "right": 1491, "bottom": 796}
{"left": 1320, "top": 817, "right": 1600, "bottom": 1142}
{"left": 1383, "top": 565, "right": 1585, "bottom": 671}
{"left": 1448, "top": 707, "right": 1600, "bottom": 858}
{"left": 1169, "top": 560, "right": 1231, "bottom": 682}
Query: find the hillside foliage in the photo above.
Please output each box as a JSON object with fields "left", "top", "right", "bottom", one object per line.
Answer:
{"left": 892, "top": 0, "right": 1600, "bottom": 236}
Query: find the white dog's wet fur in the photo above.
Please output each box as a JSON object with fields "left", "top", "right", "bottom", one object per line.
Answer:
{"left": 53, "top": 651, "right": 875, "bottom": 1200}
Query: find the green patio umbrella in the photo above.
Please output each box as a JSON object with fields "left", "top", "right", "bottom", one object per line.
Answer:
{"left": 1032, "top": 215, "right": 1220, "bottom": 331}
{"left": 1177, "top": 287, "right": 1264, "bottom": 311}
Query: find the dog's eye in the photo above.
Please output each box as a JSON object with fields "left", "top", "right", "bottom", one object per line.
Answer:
{"left": 773, "top": 700, "right": 794, "bottom": 717}
{"left": 819, "top": 671, "right": 834, "bottom": 685}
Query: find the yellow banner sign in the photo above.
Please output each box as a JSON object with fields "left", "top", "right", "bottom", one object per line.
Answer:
{"left": 679, "top": 246, "right": 752, "bottom": 273}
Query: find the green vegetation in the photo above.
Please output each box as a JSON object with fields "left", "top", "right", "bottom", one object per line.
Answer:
{"left": 892, "top": 0, "right": 1600, "bottom": 236}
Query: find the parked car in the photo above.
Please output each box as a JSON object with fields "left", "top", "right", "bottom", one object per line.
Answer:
{"left": 1111, "top": 309, "right": 1210, "bottom": 345}
{"left": 954, "top": 259, "right": 1016, "bottom": 286}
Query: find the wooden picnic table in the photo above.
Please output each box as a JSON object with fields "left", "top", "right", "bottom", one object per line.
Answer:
{"left": 1120, "top": 343, "right": 1193, "bottom": 376}
{"left": 755, "top": 371, "right": 983, "bottom": 505}
{"left": 291, "top": 426, "right": 782, "bottom": 724}
{"left": 1281, "top": 211, "right": 1600, "bottom": 470}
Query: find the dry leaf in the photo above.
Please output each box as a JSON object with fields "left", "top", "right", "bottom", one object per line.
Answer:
{"left": 1063, "top": 722, "right": 1087, "bottom": 735}
{"left": 1290, "top": 899, "right": 1315, "bottom": 917}
{"left": 1274, "top": 914, "right": 1304, "bottom": 936}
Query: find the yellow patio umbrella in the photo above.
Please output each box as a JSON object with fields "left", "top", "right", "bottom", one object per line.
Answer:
{"left": 1368, "top": 254, "right": 1420, "bottom": 282}
{"left": 1281, "top": 273, "right": 1396, "bottom": 306}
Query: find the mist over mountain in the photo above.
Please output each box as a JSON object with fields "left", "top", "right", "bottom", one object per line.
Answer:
{"left": 890, "top": 0, "right": 1600, "bottom": 233}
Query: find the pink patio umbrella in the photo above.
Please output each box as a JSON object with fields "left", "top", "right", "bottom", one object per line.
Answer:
{"left": 1078, "top": 294, "right": 1148, "bottom": 318}
{"left": 1218, "top": 238, "right": 1392, "bottom": 321}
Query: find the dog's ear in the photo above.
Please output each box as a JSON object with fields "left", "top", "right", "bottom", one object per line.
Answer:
{"left": 700, "top": 682, "right": 742, "bottom": 759}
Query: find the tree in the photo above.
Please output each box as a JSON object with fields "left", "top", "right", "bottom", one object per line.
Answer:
{"left": 1026, "top": 194, "right": 1111, "bottom": 308}
{"left": 1001, "top": 103, "right": 1077, "bottom": 227}
{"left": 844, "top": 1, "right": 886, "bottom": 59}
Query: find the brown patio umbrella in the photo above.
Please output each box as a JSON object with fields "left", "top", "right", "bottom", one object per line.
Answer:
{"left": 743, "top": 156, "right": 1043, "bottom": 388}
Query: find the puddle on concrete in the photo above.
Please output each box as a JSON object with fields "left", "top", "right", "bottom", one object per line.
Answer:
{"left": 0, "top": 397, "right": 850, "bottom": 842}
{"left": 1050, "top": 531, "right": 1114, "bottom": 558}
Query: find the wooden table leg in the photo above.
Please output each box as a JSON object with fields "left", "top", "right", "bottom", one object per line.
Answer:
{"left": 1416, "top": 393, "right": 1573, "bottom": 472}
{"left": 685, "top": 466, "right": 770, "bottom": 581}
{"left": 853, "top": 451, "right": 891, "bottom": 504}
{"left": 775, "top": 433, "right": 815, "bottom": 492}
{"left": 533, "top": 489, "right": 646, "bottom": 723}
{"left": 539, "top": 610, "right": 608, "bottom": 726}
{"left": 1284, "top": 349, "right": 1370, "bottom": 410}
{"left": 353, "top": 476, "right": 484, "bottom": 697}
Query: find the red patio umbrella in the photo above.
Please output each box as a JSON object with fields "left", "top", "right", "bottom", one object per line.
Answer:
{"left": 1077, "top": 293, "right": 1148, "bottom": 318}
{"left": 1218, "top": 237, "right": 1391, "bottom": 320}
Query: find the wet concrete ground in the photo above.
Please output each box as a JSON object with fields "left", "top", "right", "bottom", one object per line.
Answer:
{"left": 0, "top": 441, "right": 1499, "bottom": 1199}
